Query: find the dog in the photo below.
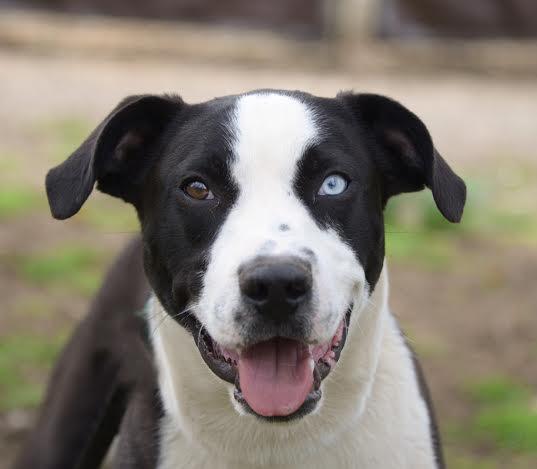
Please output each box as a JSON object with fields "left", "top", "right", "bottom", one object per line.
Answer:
{"left": 15, "top": 89, "right": 465, "bottom": 469}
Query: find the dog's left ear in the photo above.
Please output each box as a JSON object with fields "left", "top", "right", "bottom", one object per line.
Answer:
{"left": 46, "top": 94, "right": 183, "bottom": 220}
{"left": 339, "top": 93, "right": 466, "bottom": 222}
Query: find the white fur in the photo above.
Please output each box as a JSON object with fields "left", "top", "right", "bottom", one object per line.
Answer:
{"left": 149, "top": 93, "right": 437, "bottom": 468}
{"left": 150, "top": 267, "right": 437, "bottom": 468}
{"left": 196, "top": 92, "right": 365, "bottom": 350}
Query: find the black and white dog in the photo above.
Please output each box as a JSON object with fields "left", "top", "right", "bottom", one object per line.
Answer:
{"left": 16, "top": 90, "right": 465, "bottom": 469}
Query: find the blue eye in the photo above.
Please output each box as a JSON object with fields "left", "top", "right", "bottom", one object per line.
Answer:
{"left": 318, "top": 174, "right": 348, "bottom": 196}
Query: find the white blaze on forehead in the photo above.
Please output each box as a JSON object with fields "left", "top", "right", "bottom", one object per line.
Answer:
{"left": 196, "top": 92, "right": 364, "bottom": 349}
{"left": 231, "top": 93, "right": 318, "bottom": 194}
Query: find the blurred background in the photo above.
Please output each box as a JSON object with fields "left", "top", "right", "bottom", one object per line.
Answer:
{"left": 0, "top": 1, "right": 536, "bottom": 468}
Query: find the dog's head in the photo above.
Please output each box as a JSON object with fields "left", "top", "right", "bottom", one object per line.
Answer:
{"left": 46, "top": 90, "right": 465, "bottom": 421}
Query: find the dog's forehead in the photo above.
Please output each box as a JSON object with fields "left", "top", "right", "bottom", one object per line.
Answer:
{"left": 228, "top": 92, "right": 319, "bottom": 190}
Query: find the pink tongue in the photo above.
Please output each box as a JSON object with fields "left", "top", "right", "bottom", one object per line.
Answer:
{"left": 238, "top": 338, "right": 314, "bottom": 417}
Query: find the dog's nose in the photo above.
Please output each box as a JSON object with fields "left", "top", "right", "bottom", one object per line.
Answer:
{"left": 239, "top": 256, "right": 312, "bottom": 322}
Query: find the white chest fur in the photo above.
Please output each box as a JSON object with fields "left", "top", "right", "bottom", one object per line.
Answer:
{"left": 149, "top": 267, "right": 438, "bottom": 469}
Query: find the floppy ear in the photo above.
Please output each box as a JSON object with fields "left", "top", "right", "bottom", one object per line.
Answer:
{"left": 45, "top": 94, "right": 183, "bottom": 220}
{"left": 339, "top": 93, "right": 466, "bottom": 223}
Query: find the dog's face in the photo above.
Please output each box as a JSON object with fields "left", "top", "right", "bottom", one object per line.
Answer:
{"left": 46, "top": 90, "right": 465, "bottom": 421}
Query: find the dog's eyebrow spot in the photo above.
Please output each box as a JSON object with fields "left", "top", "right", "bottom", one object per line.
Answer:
{"left": 279, "top": 223, "right": 290, "bottom": 232}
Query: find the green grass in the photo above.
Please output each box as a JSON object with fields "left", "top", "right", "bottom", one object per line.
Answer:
{"left": 0, "top": 186, "right": 43, "bottom": 220}
{"left": 14, "top": 245, "right": 107, "bottom": 296}
{"left": 449, "top": 376, "right": 537, "bottom": 458}
{"left": 467, "top": 376, "right": 537, "bottom": 453}
{"left": 0, "top": 334, "right": 65, "bottom": 411}
{"left": 466, "top": 376, "right": 531, "bottom": 407}
{"left": 474, "top": 405, "right": 537, "bottom": 453}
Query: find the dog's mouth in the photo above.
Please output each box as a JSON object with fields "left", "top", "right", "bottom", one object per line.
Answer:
{"left": 191, "top": 308, "right": 352, "bottom": 421}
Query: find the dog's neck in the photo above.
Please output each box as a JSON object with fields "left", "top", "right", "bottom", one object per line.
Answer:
{"left": 148, "top": 265, "right": 391, "bottom": 465}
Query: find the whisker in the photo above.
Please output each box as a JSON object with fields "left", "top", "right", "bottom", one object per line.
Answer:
{"left": 197, "top": 323, "right": 206, "bottom": 350}
{"left": 149, "top": 306, "right": 193, "bottom": 337}
{"left": 169, "top": 309, "right": 193, "bottom": 320}
{"left": 150, "top": 313, "right": 169, "bottom": 337}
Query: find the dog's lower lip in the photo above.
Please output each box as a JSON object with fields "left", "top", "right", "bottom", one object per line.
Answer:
{"left": 190, "top": 307, "right": 352, "bottom": 419}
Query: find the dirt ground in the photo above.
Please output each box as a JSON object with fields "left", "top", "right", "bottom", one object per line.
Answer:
{"left": 1, "top": 48, "right": 537, "bottom": 468}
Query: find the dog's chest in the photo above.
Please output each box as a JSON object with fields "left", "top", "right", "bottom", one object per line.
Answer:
{"left": 156, "top": 423, "right": 362, "bottom": 469}
{"left": 156, "top": 417, "right": 435, "bottom": 469}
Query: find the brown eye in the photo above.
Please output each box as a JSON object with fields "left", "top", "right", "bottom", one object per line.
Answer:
{"left": 183, "top": 180, "right": 214, "bottom": 200}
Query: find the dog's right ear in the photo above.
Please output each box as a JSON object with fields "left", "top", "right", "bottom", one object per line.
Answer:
{"left": 46, "top": 94, "right": 183, "bottom": 219}
{"left": 338, "top": 92, "right": 466, "bottom": 223}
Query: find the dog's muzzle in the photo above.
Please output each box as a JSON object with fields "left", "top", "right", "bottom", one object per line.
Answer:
{"left": 183, "top": 256, "right": 353, "bottom": 422}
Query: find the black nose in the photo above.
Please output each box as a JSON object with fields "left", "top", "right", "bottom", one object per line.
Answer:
{"left": 238, "top": 256, "right": 312, "bottom": 322}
